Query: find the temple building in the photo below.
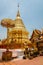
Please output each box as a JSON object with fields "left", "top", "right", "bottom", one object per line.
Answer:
{"left": 30, "top": 29, "right": 43, "bottom": 51}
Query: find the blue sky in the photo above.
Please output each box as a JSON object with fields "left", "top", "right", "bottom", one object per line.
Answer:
{"left": 0, "top": 0, "right": 43, "bottom": 39}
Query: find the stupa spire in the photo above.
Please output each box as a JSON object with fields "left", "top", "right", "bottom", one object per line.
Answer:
{"left": 16, "top": 3, "right": 20, "bottom": 18}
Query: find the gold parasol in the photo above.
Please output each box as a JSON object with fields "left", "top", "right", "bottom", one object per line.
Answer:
{"left": 1, "top": 18, "right": 15, "bottom": 49}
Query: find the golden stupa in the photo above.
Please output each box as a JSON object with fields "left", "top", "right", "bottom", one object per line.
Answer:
{"left": 6, "top": 5, "right": 31, "bottom": 48}
{"left": 8, "top": 6, "right": 31, "bottom": 47}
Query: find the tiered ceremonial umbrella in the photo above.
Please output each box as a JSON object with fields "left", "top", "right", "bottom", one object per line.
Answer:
{"left": 1, "top": 19, "right": 15, "bottom": 49}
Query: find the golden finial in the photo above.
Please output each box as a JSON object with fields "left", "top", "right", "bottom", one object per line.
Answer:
{"left": 18, "top": 3, "right": 19, "bottom": 9}
{"left": 16, "top": 3, "right": 20, "bottom": 17}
